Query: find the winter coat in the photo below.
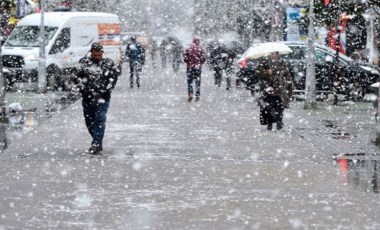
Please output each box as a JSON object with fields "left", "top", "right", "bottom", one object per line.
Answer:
{"left": 149, "top": 41, "right": 158, "bottom": 57}
{"left": 75, "top": 54, "right": 119, "bottom": 103}
{"left": 0, "top": 12, "right": 12, "bottom": 42}
{"left": 183, "top": 38, "right": 206, "bottom": 69}
{"left": 160, "top": 40, "right": 168, "bottom": 58}
{"left": 256, "top": 57, "right": 292, "bottom": 107}
{"left": 171, "top": 42, "right": 183, "bottom": 62}
{"left": 209, "top": 43, "right": 236, "bottom": 70}
{"left": 126, "top": 41, "right": 145, "bottom": 64}
{"left": 259, "top": 90, "right": 283, "bottom": 125}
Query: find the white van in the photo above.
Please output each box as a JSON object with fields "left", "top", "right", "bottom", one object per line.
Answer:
{"left": 1, "top": 12, "right": 122, "bottom": 90}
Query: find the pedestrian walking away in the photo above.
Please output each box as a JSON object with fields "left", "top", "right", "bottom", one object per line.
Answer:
{"left": 183, "top": 37, "right": 206, "bottom": 102}
{"left": 74, "top": 42, "right": 120, "bottom": 154}
{"left": 149, "top": 40, "right": 158, "bottom": 69}
{"left": 209, "top": 40, "right": 236, "bottom": 90}
{"left": 126, "top": 36, "right": 145, "bottom": 88}
{"left": 171, "top": 40, "right": 183, "bottom": 73}
{"left": 256, "top": 51, "right": 292, "bottom": 130}
{"left": 160, "top": 39, "right": 169, "bottom": 69}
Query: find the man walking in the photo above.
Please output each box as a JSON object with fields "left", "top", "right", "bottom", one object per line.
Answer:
{"left": 75, "top": 42, "right": 119, "bottom": 154}
{"left": 126, "top": 36, "right": 145, "bottom": 88}
{"left": 183, "top": 37, "right": 206, "bottom": 102}
{"left": 171, "top": 40, "right": 183, "bottom": 73}
{"left": 209, "top": 40, "right": 236, "bottom": 90}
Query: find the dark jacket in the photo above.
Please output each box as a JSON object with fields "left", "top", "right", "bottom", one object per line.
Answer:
{"left": 126, "top": 41, "right": 145, "bottom": 63}
{"left": 0, "top": 12, "right": 12, "bottom": 44}
{"left": 183, "top": 38, "right": 206, "bottom": 69}
{"left": 171, "top": 41, "right": 183, "bottom": 62}
{"left": 160, "top": 40, "right": 168, "bottom": 57}
{"left": 209, "top": 43, "right": 236, "bottom": 70}
{"left": 76, "top": 54, "right": 119, "bottom": 103}
{"left": 258, "top": 88, "right": 283, "bottom": 125}
{"left": 256, "top": 57, "right": 291, "bottom": 96}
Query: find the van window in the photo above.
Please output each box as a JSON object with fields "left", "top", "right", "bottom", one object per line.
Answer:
{"left": 72, "top": 24, "right": 97, "bottom": 47}
{"left": 49, "top": 28, "right": 71, "bottom": 54}
{"left": 4, "top": 26, "right": 58, "bottom": 47}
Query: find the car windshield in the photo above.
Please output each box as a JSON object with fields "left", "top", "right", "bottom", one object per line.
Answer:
{"left": 4, "top": 26, "right": 58, "bottom": 47}
{"left": 316, "top": 45, "right": 352, "bottom": 63}
{"left": 286, "top": 43, "right": 353, "bottom": 63}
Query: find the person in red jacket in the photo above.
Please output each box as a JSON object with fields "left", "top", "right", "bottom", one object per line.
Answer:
{"left": 326, "top": 22, "right": 345, "bottom": 55}
{"left": 183, "top": 37, "right": 206, "bottom": 102}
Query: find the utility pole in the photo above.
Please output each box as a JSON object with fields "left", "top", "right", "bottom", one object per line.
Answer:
{"left": 333, "top": 26, "right": 341, "bottom": 105}
{"left": 38, "top": 0, "right": 47, "bottom": 93}
{"left": 0, "top": 12, "right": 6, "bottom": 120}
{"left": 270, "top": 0, "right": 281, "bottom": 42}
{"left": 370, "top": 11, "right": 380, "bottom": 146}
{"left": 333, "top": 0, "right": 341, "bottom": 105}
{"left": 304, "top": 0, "right": 317, "bottom": 109}
{"left": 376, "top": 81, "right": 380, "bottom": 146}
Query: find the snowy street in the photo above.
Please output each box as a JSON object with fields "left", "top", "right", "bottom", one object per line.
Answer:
{"left": 0, "top": 61, "right": 379, "bottom": 229}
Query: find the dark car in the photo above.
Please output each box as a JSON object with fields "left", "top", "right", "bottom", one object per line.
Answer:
{"left": 238, "top": 41, "right": 380, "bottom": 100}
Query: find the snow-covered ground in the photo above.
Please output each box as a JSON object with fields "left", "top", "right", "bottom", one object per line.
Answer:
{"left": 0, "top": 59, "right": 379, "bottom": 229}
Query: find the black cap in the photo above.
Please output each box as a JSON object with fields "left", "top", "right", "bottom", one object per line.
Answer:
{"left": 91, "top": 42, "right": 103, "bottom": 52}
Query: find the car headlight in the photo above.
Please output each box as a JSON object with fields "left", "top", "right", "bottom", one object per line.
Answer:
{"left": 25, "top": 54, "right": 39, "bottom": 61}
{"left": 360, "top": 66, "right": 380, "bottom": 75}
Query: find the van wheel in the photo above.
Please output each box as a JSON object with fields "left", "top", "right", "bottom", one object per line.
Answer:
{"left": 46, "top": 65, "right": 62, "bottom": 91}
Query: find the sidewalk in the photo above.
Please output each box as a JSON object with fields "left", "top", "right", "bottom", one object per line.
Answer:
{"left": 0, "top": 65, "right": 379, "bottom": 229}
{"left": 4, "top": 90, "right": 76, "bottom": 113}
{"left": 0, "top": 89, "right": 79, "bottom": 151}
{"left": 289, "top": 99, "right": 379, "bottom": 156}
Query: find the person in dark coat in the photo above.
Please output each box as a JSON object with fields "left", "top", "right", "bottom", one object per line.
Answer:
{"left": 209, "top": 41, "right": 225, "bottom": 87}
{"left": 160, "top": 39, "right": 169, "bottom": 69}
{"left": 209, "top": 41, "right": 236, "bottom": 90}
{"left": 183, "top": 37, "right": 206, "bottom": 102}
{"left": 256, "top": 51, "right": 292, "bottom": 130}
{"left": 171, "top": 40, "right": 183, "bottom": 73}
{"left": 258, "top": 86, "right": 284, "bottom": 130}
{"left": 149, "top": 40, "right": 158, "bottom": 69}
{"left": 75, "top": 42, "right": 120, "bottom": 154}
{"left": 125, "top": 36, "right": 145, "bottom": 88}
{"left": 0, "top": 4, "right": 12, "bottom": 46}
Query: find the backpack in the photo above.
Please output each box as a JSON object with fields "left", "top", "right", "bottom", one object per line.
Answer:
{"left": 127, "top": 42, "right": 145, "bottom": 62}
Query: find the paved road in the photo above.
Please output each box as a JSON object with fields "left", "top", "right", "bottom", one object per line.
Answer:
{"left": 0, "top": 62, "right": 379, "bottom": 229}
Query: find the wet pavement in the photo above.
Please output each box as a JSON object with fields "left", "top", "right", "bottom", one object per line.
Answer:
{"left": 334, "top": 153, "right": 380, "bottom": 193}
{"left": 0, "top": 91, "right": 79, "bottom": 150}
{"left": 0, "top": 62, "right": 379, "bottom": 229}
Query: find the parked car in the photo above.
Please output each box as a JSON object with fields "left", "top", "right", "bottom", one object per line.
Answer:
{"left": 238, "top": 41, "right": 380, "bottom": 100}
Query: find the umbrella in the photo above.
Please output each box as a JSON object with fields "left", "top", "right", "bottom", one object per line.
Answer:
{"left": 243, "top": 42, "right": 292, "bottom": 60}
